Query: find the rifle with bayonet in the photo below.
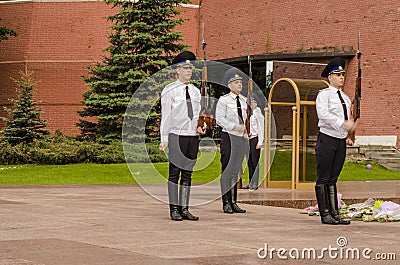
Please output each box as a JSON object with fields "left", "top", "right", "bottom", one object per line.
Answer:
{"left": 197, "top": 23, "right": 213, "bottom": 132}
{"left": 245, "top": 40, "right": 253, "bottom": 138}
{"left": 348, "top": 32, "right": 361, "bottom": 143}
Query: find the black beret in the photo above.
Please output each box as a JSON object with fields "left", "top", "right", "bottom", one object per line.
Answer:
{"left": 172, "top": 51, "right": 196, "bottom": 67}
{"left": 222, "top": 67, "right": 243, "bottom": 85}
{"left": 321, "top": 57, "right": 346, "bottom": 77}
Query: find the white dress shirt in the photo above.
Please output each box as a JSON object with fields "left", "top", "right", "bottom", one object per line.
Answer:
{"left": 215, "top": 92, "right": 248, "bottom": 137}
{"left": 316, "top": 85, "right": 351, "bottom": 139}
{"left": 160, "top": 80, "right": 201, "bottom": 143}
{"left": 250, "top": 107, "right": 264, "bottom": 146}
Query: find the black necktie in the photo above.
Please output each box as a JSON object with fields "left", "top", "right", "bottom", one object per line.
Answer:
{"left": 236, "top": 95, "right": 244, "bottom": 124}
{"left": 337, "top": 90, "right": 348, "bottom": 120}
{"left": 185, "top": 86, "right": 193, "bottom": 120}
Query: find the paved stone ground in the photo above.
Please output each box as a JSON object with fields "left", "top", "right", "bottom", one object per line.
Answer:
{"left": 239, "top": 181, "right": 400, "bottom": 208}
{"left": 0, "top": 184, "right": 398, "bottom": 265}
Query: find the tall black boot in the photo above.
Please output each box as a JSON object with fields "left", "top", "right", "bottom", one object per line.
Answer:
{"left": 327, "top": 185, "right": 350, "bottom": 225}
{"left": 222, "top": 191, "right": 233, "bottom": 214}
{"left": 168, "top": 181, "right": 182, "bottom": 221}
{"left": 221, "top": 178, "right": 233, "bottom": 214}
{"left": 315, "top": 185, "right": 339, "bottom": 225}
{"left": 179, "top": 181, "right": 199, "bottom": 221}
{"left": 231, "top": 184, "right": 246, "bottom": 213}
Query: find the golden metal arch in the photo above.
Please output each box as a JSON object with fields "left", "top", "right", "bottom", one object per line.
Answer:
{"left": 264, "top": 78, "right": 329, "bottom": 190}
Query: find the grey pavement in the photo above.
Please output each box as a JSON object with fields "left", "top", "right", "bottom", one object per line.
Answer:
{"left": 0, "top": 184, "right": 399, "bottom": 265}
{"left": 239, "top": 181, "right": 400, "bottom": 208}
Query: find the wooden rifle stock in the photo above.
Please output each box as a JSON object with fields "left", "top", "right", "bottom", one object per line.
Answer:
{"left": 245, "top": 79, "right": 252, "bottom": 137}
{"left": 348, "top": 32, "right": 361, "bottom": 142}
{"left": 197, "top": 66, "right": 207, "bottom": 129}
{"left": 197, "top": 62, "right": 209, "bottom": 128}
{"left": 197, "top": 22, "right": 211, "bottom": 131}
{"left": 245, "top": 41, "right": 253, "bottom": 137}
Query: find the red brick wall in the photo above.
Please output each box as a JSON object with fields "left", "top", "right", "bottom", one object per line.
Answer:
{"left": 200, "top": 0, "right": 400, "bottom": 147}
{"left": 176, "top": 5, "right": 200, "bottom": 56}
{"left": 0, "top": 1, "right": 199, "bottom": 135}
{"left": 0, "top": 1, "right": 111, "bottom": 135}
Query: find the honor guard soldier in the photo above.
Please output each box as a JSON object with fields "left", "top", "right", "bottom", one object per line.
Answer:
{"left": 159, "top": 51, "right": 206, "bottom": 221}
{"left": 215, "top": 68, "right": 249, "bottom": 214}
{"left": 315, "top": 57, "right": 356, "bottom": 225}
{"left": 245, "top": 97, "right": 264, "bottom": 191}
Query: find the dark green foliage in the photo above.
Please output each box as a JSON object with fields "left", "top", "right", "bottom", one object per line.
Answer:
{"left": 0, "top": 131, "right": 122, "bottom": 164}
{"left": 78, "top": 0, "right": 190, "bottom": 141}
{"left": 1, "top": 68, "right": 49, "bottom": 145}
{"left": 0, "top": 18, "right": 17, "bottom": 42}
{"left": 0, "top": 131, "right": 167, "bottom": 165}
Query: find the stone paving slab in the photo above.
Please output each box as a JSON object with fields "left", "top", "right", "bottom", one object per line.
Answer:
{"left": 0, "top": 185, "right": 398, "bottom": 264}
{"left": 239, "top": 181, "right": 400, "bottom": 208}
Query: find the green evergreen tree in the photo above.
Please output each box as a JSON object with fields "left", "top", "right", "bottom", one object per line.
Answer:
{"left": 1, "top": 68, "right": 49, "bottom": 145}
{"left": 78, "top": 0, "right": 190, "bottom": 141}
{"left": 0, "top": 18, "right": 17, "bottom": 42}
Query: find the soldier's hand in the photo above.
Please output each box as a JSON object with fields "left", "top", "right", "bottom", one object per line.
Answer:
{"left": 346, "top": 138, "right": 354, "bottom": 146}
{"left": 197, "top": 126, "right": 206, "bottom": 135}
{"left": 159, "top": 142, "right": 168, "bottom": 151}
{"left": 343, "top": 120, "right": 356, "bottom": 133}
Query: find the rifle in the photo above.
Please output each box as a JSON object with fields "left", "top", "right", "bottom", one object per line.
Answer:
{"left": 245, "top": 40, "right": 253, "bottom": 138}
{"left": 348, "top": 32, "right": 361, "bottom": 142}
{"left": 197, "top": 23, "right": 213, "bottom": 131}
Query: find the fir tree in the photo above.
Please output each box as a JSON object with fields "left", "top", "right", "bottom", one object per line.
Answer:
{"left": 78, "top": 0, "right": 190, "bottom": 141}
{"left": 1, "top": 68, "right": 49, "bottom": 145}
{"left": 0, "top": 18, "right": 17, "bottom": 42}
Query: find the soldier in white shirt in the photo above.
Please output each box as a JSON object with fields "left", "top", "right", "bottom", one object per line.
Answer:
{"left": 315, "top": 57, "right": 356, "bottom": 225}
{"left": 159, "top": 51, "right": 206, "bottom": 221}
{"left": 245, "top": 98, "right": 264, "bottom": 191}
{"left": 215, "top": 68, "right": 249, "bottom": 214}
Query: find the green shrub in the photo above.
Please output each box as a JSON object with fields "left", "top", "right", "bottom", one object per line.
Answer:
{"left": 0, "top": 131, "right": 168, "bottom": 165}
{"left": 0, "top": 134, "right": 119, "bottom": 165}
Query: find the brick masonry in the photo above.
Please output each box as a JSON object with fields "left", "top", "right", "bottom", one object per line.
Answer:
{"left": 200, "top": 0, "right": 400, "bottom": 147}
{"left": 0, "top": 0, "right": 399, "bottom": 147}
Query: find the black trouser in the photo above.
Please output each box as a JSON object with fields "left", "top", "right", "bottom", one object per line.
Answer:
{"left": 315, "top": 132, "right": 346, "bottom": 185}
{"left": 247, "top": 136, "right": 261, "bottom": 189}
{"left": 220, "top": 132, "right": 249, "bottom": 196}
{"left": 167, "top": 134, "right": 199, "bottom": 205}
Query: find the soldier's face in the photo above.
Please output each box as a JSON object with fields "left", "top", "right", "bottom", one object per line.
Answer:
{"left": 176, "top": 66, "right": 193, "bottom": 83}
{"left": 328, "top": 73, "right": 345, "bottom": 89}
{"left": 228, "top": 80, "right": 243, "bottom": 95}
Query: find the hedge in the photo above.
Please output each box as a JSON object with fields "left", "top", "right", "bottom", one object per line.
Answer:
{"left": 0, "top": 133, "right": 167, "bottom": 165}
